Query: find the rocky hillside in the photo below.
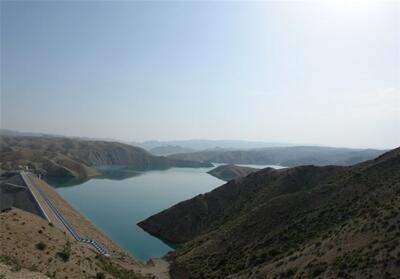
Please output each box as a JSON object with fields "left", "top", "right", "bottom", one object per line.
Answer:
{"left": 139, "top": 147, "right": 400, "bottom": 278}
{"left": 0, "top": 136, "right": 212, "bottom": 177}
{"left": 207, "top": 164, "right": 259, "bottom": 181}
{"left": 0, "top": 208, "right": 147, "bottom": 279}
{"left": 168, "top": 146, "right": 385, "bottom": 167}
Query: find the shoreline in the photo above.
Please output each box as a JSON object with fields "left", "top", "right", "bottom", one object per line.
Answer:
{"left": 31, "top": 175, "right": 170, "bottom": 279}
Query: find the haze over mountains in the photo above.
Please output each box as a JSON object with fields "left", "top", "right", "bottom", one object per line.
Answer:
{"left": 134, "top": 139, "right": 295, "bottom": 152}
{"left": 0, "top": 129, "right": 294, "bottom": 153}
{"left": 148, "top": 145, "right": 196, "bottom": 156}
{"left": 0, "top": 130, "right": 387, "bottom": 177}
{"left": 0, "top": 130, "right": 294, "bottom": 152}
{"left": 168, "top": 146, "right": 386, "bottom": 167}
{"left": 139, "top": 147, "right": 400, "bottom": 278}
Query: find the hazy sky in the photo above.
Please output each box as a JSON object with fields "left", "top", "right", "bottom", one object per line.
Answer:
{"left": 1, "top": 1, "right": 399, "bottom": 149}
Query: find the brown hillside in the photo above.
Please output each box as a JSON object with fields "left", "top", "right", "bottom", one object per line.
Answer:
{"left": 139, "top": 147, "right": 400, "bottom": 278}
{"left": 0, "top": 136, "right": 212, "bottom": 178}
{"left": 0, "top": 208, "right": 148, "bottom": 279}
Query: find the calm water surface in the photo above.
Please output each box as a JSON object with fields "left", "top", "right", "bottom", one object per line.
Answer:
{"left": 46, "top": 164, "right": 282, "bottom": 262}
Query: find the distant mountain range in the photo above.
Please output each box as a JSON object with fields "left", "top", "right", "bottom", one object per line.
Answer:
{"left": 0, "top": 129, "right": 119, "bottom": 142}
{"left": 168, "top": 146, "right": 386, "bottom": 167}
{"left": 0, "top": 130, "right": 295, "bottom": 151}
{"left": 0, "top": 136, "right": 212, "bottom": 177}
{"left": 0, "top": 129, "right": 387, "bottom": 170}
{"left": 133, "top": 139, "right": 295, "bottom": 151}
{"left": 148, "top": 145, "right": 195, "bottom": 156}
{"left": 138, "top": 147, "right": 400, "bottom": 278}
{"left": 0, "top": 129, "right": 64, "bottom": 138}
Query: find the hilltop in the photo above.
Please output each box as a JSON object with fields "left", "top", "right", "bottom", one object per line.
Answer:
{"left": 139, "top": 147, "right": 400, "bottom": 278}
{"left": 207, "top": 164, "right": 259, "bottom": 181}
{"left": 0, "top": 136, "right": 212, "bottom": 178}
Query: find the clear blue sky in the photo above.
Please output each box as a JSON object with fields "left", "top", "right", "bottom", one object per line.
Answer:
{"left": 1, "top": 1, "right": 399, "bottom": 149}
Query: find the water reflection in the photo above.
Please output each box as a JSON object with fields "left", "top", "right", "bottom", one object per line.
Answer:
{"left": 45, "top": 165, "right": 143, "bottom": 188}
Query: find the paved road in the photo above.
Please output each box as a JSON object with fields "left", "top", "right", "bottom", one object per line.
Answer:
{"left": 21, "top": 171, "right": 61, "bottom": 228}
{"left": 21, "top": 171, "right": 109, "bottom": 256}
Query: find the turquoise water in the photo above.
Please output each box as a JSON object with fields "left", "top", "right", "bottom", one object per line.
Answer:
{"left": 46, "top": 166, "right": 224, "bottom": 262}
{"left": 45, "top": 164, "right": 283, "bottom": 262}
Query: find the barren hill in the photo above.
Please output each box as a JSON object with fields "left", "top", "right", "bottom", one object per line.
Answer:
{"left": 139, "top": 147, "right": 400, "bottom": 278}
{"left": 0, "top": 136, "right": 212, "bottom": 178}
{"left": 168, "top": 146, "right": 385, "bottom": 167}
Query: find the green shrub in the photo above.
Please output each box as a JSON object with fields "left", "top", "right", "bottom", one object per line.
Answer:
{"left": 57, "top": 250, "right": 70, "bottom": 262}
{"left": 35, "top": 242, "right": 47, "bottom": 251}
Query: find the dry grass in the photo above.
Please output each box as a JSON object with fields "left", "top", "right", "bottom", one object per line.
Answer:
{"left": 0, "top": 263, "right": 49, "bottom": 279}
{"left": 0, "top": 208, "right": 105, "bottom": 278}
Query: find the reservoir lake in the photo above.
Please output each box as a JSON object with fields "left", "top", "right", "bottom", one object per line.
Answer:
{"left": 46, "top": 164, "right": 283, "bottom": 262}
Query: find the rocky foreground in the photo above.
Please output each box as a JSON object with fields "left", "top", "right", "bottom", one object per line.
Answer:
{"left": 0, "top": 208, "right": 148, "bottom": 279}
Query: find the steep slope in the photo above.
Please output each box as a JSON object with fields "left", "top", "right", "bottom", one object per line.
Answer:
{"left": 0, "top": 208, "right": 147, "bottom": 279}
{"left": 0, "top": 136, "right": 212, "bottom": 177}
{"left": 207, "top": 164, "right": 259, "bottom": 181}
{"left": 168, "top": 146, "right": 385, "bottom": 167}
{"left": 139, "top": 147, "right": 400, "bottom": 278}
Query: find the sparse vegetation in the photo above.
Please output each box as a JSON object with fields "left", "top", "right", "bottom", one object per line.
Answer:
{"left": 35, "top": 241, "right": 47, "bottom": 251}
{"left": 56, "top": 249, "right": 70, "bottom": 262}
{"left": 144, "top": 147, "right": 400, "bottom": 278}
{"left": 0, "top": 135, "right": 211, "bottom": 178}
{"left": 96, "top": 255, "right": 144, "bottom": 279}
{"left": 0, "top": 209, "right": 148, "bottom": 279}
